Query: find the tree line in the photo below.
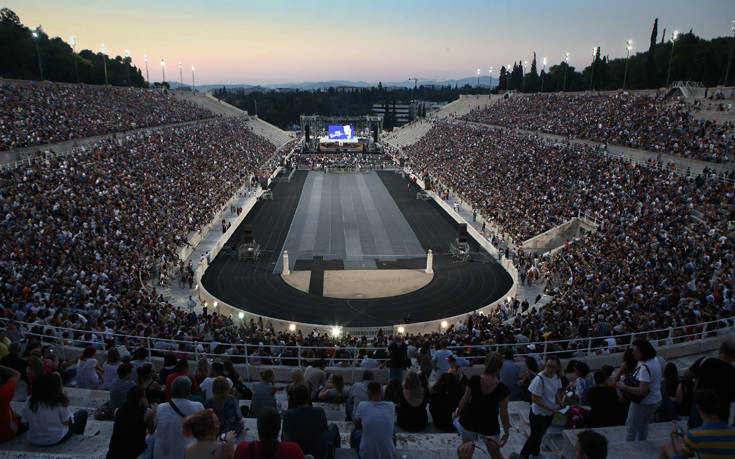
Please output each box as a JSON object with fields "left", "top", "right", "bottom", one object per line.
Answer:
{"left": 0, "top": 8, "right": 146, "bottom": 87}
{"left": 498, "top": 18, "right": 735, "bottom": 93}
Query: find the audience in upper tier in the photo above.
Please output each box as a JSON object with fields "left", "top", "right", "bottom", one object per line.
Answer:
{"left": 0, "top": 82, "right": 214, "bottom": 150}
{"left": 462, "top": 93, "right": 735, "bottom": 162}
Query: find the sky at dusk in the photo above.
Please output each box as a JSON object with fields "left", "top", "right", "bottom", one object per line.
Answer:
{"left": 7, "top": 0, "right": 735, "bottom": 85}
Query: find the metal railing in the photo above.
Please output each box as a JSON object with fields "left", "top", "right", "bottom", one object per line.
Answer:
{"left": 6, "top": 315, "right": 733, "bottom": 369}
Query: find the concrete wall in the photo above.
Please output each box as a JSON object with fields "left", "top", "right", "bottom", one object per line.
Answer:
{"left": 521, "top": 217, "right": 598, "bottom": 255}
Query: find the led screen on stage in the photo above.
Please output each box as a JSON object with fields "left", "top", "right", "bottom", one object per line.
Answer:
{"left": 328, "top": 125, "right": 355, "bottom": 140}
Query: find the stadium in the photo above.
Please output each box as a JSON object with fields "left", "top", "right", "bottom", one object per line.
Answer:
{"left": 1, "top": 3, "right": 735, "bottom": 459}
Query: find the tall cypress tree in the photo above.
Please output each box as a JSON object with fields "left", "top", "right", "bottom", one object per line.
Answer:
{"left": 647, "top": 18, "right": 658, "bottom": 88}
{"left": 650, "top": 18, "right": 658, "bottom": 51}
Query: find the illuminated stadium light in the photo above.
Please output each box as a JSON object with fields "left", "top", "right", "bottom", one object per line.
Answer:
{"left": 238, "top": 312, "right": 244, "bottom": 320}
{"left": 440, "top": 320, "right": 448, "bottom": 329}
{"left": 288, "top": 323, "right": 296, "bottom": 332}
{"left": 331, "top": 326, "right": 342, "bottom": 337}
{"left": 397, "top": 326, "right": 405, "bottom": 334}
{"left": 213, "top": 301, "right": 218, "bottom": 308}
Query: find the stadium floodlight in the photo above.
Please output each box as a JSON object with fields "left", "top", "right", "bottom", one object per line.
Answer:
{"left": 191, "top": 65, "right": 196, "bottom": 92}
{"left": 563, "top": 52, "right": 570, "bottom": 92}
{"left": 331, "top": 326, "right": 341, "bottom": 337}
{"left": 589, "top": 47, "right": 599, "bottom": 91}
{"left": 124, "top": 49, "right": 131, "bottom": 85}
{"left": 725, "top": 20, "right": 735, "bottom": 86}
{"left": 161, "top": 58, "right": 166, "bottom": 85}
{"left": 100, "top": 43, "right": 108, "bottom": 85}
{"left": 69, "top": 36, "right": 79, "bottom": 82}
{"left": 540, "top": 57, "right": 547, "bottom": 92}
{"left": 144, "top": 54, "right": 150, "bottom": 83}
{"left": 238, "top": 311, "right": 244, "bottom": 320}
{"left": 31, "top": 28, "right": 43, "bottom": 80}
{"left": 288, "top": 323, "right": 296, "bottom": 332}
{"left": 476, "top": 68, "right": 481, "bottom": 88}
{"left": 522, "top": 60, "right": 528, "bottom": 91}
{"left": 666, "top": 30, "right": 680, "bottom": 87}
{"left": 213, "top": 301, "right": 218, "bottom": 308}
{"left": 440, "top": 320, "right": 448, "bottom": 329}
{"left": 397, "top": 326, "right": 405, "bottom": 334}
{"left": 623, "top": 40, "right": 633, "bottom": 90}
{"left": 178, "top": 61, "right": 183, "bottom": 89}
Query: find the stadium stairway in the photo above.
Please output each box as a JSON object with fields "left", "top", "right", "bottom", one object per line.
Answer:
{"left": 172, "top": 90, "right": 246, "bottom": 117}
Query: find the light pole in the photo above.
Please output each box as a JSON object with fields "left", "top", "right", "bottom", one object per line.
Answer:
{"left": 623, "top": 40, "right": 633, "bottom": 90}
{"left": 506, "top": 64, "right": 511, "bottom": 90}
{"left": 100, "top": 43, "right": 108, "bottom": 85}
{"left": 124, "top": 49, "right": 131, "bottom": 85}
{"left": 589, "top": 47, "right": 598, "bottom": 91}
{"left": 563, "top": 52, "right": 570, "bottom": 91}
{"left": 191, "top": 65, "right": 196, "bottom": 92}
{"left": 70, "top": 35, "right": 79, "bottom": 83}
{"left": 178, "top": 61, "right": 183, "bottom": 89}
{"left": 666, "top": 30, "right": 679, "bottom": 87}
{"left": 540, "top": 57, "right": 547, "bottom": 92}
{"left": 161, "top": 58, "right": 166, "bottom": 87}
{"left": 522, "top": 60, "right": 528, "bottom": 91}
{"left": 31, "top": 28, "right": 43, "bottom": 81}
{"left": 476, "top": 68, "right": 481, "bottom": 88}
{"left": 724, "top": 20, "right": 735, "bottom": 86}
{"left": 488, "top": 67, "right": 493, "bottom": 90}
{"left": 144, "top": 54, "right": 150, "bottom": 83}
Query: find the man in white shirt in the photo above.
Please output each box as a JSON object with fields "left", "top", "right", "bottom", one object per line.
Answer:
{"left": 351, "top": 381, "right": 396, "bottom": 459}
{"left": 518, "top": 356, "right": 563, "bottom": 459}
{"left": 198, "top": 362, "right": 232, "bottom": 401}
{"left": 153, "top": 376, "right": 204, "bottom": 459}
{"left": 304, "top": 360, "right": 327, "bottom": 401}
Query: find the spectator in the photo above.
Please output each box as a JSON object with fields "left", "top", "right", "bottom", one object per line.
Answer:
{"left": 387, "top": 335, "right": 409, "bottom": 380}
{"left": 396, "top": 370, "right": 429, "bottom": 432}
{"left": 0, "top": 364, "right": 22, "bottom": 442}
{"left": 76, "top": 345, "right": 102, "bottom": 389}
{"left": 200, "top": 361, "right": 232, "bottom": 401}
{"left": 586, "top": 370, "right": 621, "bottom": 428}
{"left": 20, "top": 373, "right": 88, "bottom": 446}
{"left": 130, "top": 348, "right": 152, "bottom": 375}
{"left": 454, "top": 353, "right": 510, "bottom": 459}
{"left": 110, "top": 363, "right": 137, "bottom": 412}
{"left": 304, "top": 360, "right": 327, "bottom": 401}
{"left": 417, "top": 344, "right": 433, "bottom": 380}
{"left": 194, "top": 359, "right": 210, "bottom": 387}
{"left": 182, "top": 408, "right": 236, "bottom": 459}
{"left": 206, "top": 376, "right": 243, "bottom": 435}
{"left": 166, "top": 359, "right": 200, "bottom": 401}
{"left": 500, "top": 350, "right": 521, "bottom": 400}
{"left": 282, "top": 383, "right": 340, "bottom": 459}
{"left": 519, "top": 356, "right": 540, "bottom": 403}
{"left": 318, "top": 374, "right": 347, "bottom": 403}
{"left": 429, "top": 372, "right": 463, "bottom": 432}
{"left": 158, "top": 352, "right": 179, "bottom": 388}
{"left": 661, "top": 389, "right": 735, "bottom": 459}
{"left": 346, "top": 370, "right": 373, "bottom": 422}
{"left": 102, "top": 348, "right": 121, "bottom": 390}
{"left": 0, "top": 343, "right": 28, "bottom": 385}
{"left": 432, "top": 341, "right": 453, "bottom": 373}
{"left": 383, "top": 378, "right": 403, "bottom": 405}
{"left": 153, "top": 375, "right": 205, "bottom": 459}
{"left": 107, "top": 385, "right": 155, "bottom": 459}
{"left": 138, "top": 364, "right": 166, "bottom": 405}
{"left": 575, "top": 430, "right": 608, "bottom": 459}
{"left": 287, "top": 368, "right": 309, "bottom": 409}
{"left": 234, "top": 407, "right": 305, "bottom": 459}
{"left": 519, "top": 356, "right": 563, "bottom": 459}
{"left": 250, "top": 369, "right": 282, "bottom": 419}
{"left": 686, "top": 340, "right": 735, "bottom": 427}
{"left": 351, "top": 381, "right": 396, "bottom": 459}
{"left": 616, "top": 338, "right": 663, "bottom": 441}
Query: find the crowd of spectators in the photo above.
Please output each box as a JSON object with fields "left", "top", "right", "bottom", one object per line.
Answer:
{"left": 1, "top": 82, "right": 214, "bottom": 150}
{"left": 462, "top": 93, "right": 735, "bottom": 162}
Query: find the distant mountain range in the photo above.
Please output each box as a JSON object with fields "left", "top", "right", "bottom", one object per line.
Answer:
{"left": 170, "top": 76, "right": 497, "bottom": 92}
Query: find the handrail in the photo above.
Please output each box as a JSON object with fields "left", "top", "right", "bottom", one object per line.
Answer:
{"left": 6, "top": 314, "right": 733, "bottom": 365}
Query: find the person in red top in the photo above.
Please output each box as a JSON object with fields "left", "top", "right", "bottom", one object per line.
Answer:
{"left": 234, "top": 407, "right": 304, "bottom": 459}
{"left": 0, "top": 364, "right": 22, "bottom": 442}
{"left": 165, "top": 359, "right": 199, "bottom": 401}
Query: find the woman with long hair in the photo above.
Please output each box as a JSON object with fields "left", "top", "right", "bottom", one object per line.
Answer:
{"left": 102, "top": 348, "right": 121, "bottom": 390}
{"left": 429, "top": 372, "right": 464, "bottom": 431}
{"left": 76, "top": 345, "right": 103, "bottom": 389}
{"left": 397, "top": 370, "right": 429, "bottom": 431}
{"left": 138, "top": 363, "right": 166, "bottom": 405}
{"left": 249, "top": 369, "right": 283, "bottom": 419}
{"left": 20, "top": 373, "right": 88, "bottom": 445}
{"left": 183, "top": 409, "right": 236, "bottom": 459}
{"left": 616, "top": 338, "right": 663, "bottom": 441}
{"left": 318, "top": 374, "right": 346, "bottom": 403}
{"left": 286, "top": 368, "right": 309, "bottom": 409}
{"left": 206, "top": 376, "right": 244, "bottom": 435}
{"left": 454, "top": 353, "right": 511, "bottom": 459}
{"left": 234, "top": 407, "right": 305, "bottom": 459}
{"left": 107, "top": 385, "right": 155, "bottom": 459}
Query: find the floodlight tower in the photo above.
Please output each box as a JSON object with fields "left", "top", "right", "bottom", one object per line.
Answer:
{"left": 178, "top": 61, "right": 183, "bottom": 89}
{"left": 563, "top": 52, "right": 570, "bottom": 91}
{"left": 32, "top": 28, "right": 43, "bottom": 80}
{"left": 161, "top": 58, "right": 166, "bottom": 86}
{"left": 666, "top": 30, "right": 679, "bottom": 87}
{"left": 144, "top": 54, "right": 150, "bottom": 83}
{"left": 623, "top": 40, "right": 633, "bottom": 90}
{"left": 589, "top": 47, "right": 598, "bottom": 91}
{"left": 70, "top": 35, "right": 79, "bottom": 82}
{"left": 476, "top": 68, "right": 481, "bottom": 88}
{"left": 725, "top": 20, "right": 735, "bottom": 86}
{"left": 124, "top": 49, "right": 131, "bottom": 85}
{"left": 191, "top": 65, "right": 196, "bottom": 92}
{"left": 540, "top": 57, "right": 547, "bottom": 92}
{"left": 101, "top": 43, "right": 108, "bottom": 85}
